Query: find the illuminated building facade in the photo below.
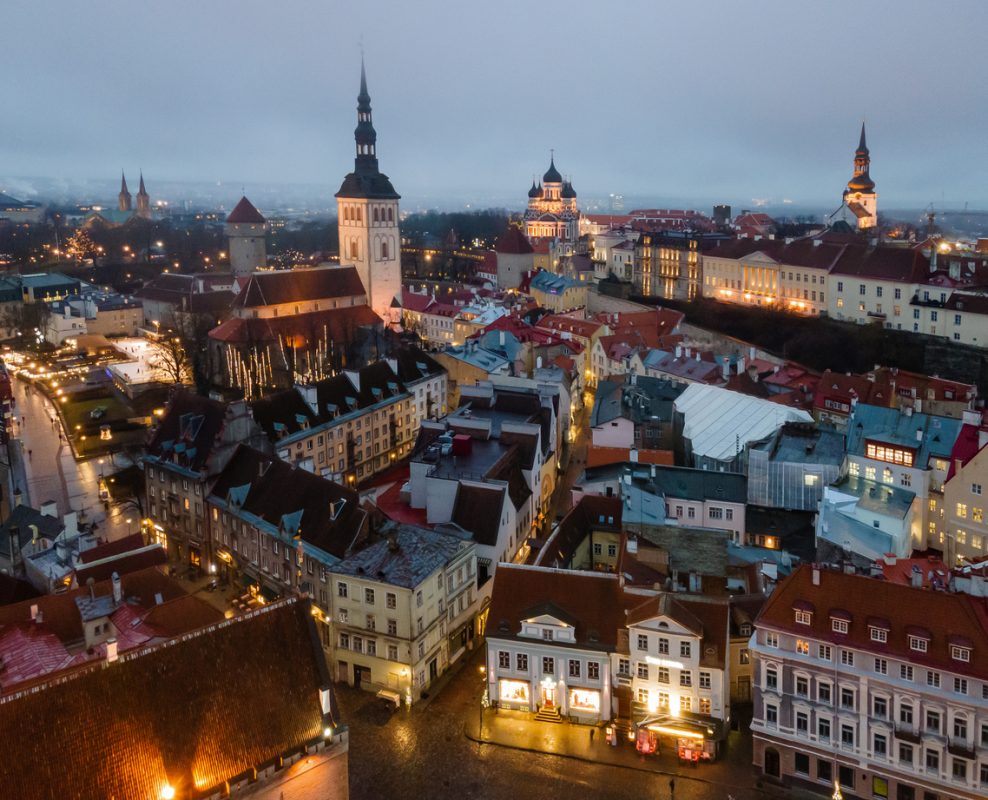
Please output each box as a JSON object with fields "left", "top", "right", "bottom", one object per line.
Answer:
{"left": 751, "top": 564, "right": 988, "bottom": 800}
{"left": 634, "top": 232, "right": 729, "bottom": 301}
{"left": 335, "top": 59, "right": 402, "bottom": 326}
{"left": 524, "top": 156, "right": 579, "bottom": 243}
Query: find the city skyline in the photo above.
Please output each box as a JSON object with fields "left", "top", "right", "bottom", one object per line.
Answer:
{"left": 4, "top": 1, "right": 988, "bottom": 209}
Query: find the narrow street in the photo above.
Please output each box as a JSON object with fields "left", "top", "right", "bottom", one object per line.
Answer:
{"left": 9, "top": 375, "right": 133, "bottom": 542}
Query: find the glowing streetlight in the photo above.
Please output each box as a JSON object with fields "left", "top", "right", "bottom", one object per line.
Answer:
{"left": 161, "top": 785, "right": 175, "bottom": 800}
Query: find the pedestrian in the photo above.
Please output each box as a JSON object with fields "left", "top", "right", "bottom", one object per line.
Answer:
{"left": 589, "top": 727, "right": 595, "bottom": 744}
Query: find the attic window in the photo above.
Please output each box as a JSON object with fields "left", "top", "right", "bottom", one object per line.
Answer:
{"left": 908, "top": 635, "right": 928, "bottom": 653}
{"left": 739, "top": 623, "right": 752, "bottom": 637}
{"left": 831, "top": 618, "right": 849, "bottom": 634}
{"left": 950, "top": 645, "right": 970, "bottom": 662}
{"left": 870, "top": 627, "right": 888, "bottom": 643}
{"left": 795, "top": 610, "right": 812, "bottom": 626}
{"left": 345, "top": 396, "right": 358, "bottom": 409}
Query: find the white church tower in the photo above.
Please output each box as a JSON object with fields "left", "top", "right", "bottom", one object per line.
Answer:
{"left": 225, "top": 195, "right": 268, "bottom": 277}
{"left": 335, "top": 59, "right": 401, "bottom": 326}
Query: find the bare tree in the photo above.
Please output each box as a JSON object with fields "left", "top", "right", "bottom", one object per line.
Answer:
{"left": 148, "top": 332, "right": 192, "bottom": 385}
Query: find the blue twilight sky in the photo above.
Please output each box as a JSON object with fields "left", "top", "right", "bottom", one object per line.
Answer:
{"left": 2, "top": 0, "right": 987, "bottom": 210}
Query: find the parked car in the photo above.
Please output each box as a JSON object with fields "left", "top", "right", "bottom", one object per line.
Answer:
{"left": 89, "top": 406, "right": 107, "bottom": 420}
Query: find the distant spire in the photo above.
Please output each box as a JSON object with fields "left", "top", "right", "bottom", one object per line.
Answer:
{"left": 120, "top": 170, "right": 128, "bottom": 194}
{"left": 858, "top": 121, "right": 868, "bottom": 153}
{"left": 138, "top": 170, "right": 147, "bottom": 196}
{"left": 358, "top": 53, "right": 370, "bottom": 107}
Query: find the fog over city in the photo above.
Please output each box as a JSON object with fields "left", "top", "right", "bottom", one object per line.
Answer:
{"left": 3, "top": 0, "right": 988, "bottom": 211}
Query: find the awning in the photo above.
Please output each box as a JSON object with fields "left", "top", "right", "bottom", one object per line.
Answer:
{"left": 259, "top": 585, "right": 280, "bottom": 602}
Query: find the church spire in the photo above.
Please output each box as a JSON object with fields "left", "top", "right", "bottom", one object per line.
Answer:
{"left": 118, "top": 170, "right": 132, "bottom": 212}
{"left": 138, "top": 171, "right": 147, "bottom": 196}
{"left": 857, "top": 121, "right": 869, "bottom": 156}
{"left": 353, "top": 57, "right": 378, "bottom": 173}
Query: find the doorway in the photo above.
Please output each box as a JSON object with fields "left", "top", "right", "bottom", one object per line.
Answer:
{"left": 541, "top": 685, "right": 557, "bottom": 709}
{"left": 764, "top": 748, "right": 780, "bottom": 778}
{"left": 354, "top": 665, "right": 371, "bottom": 689}
{"left": 428, "top": 658, "right": 438, "bottom": 683}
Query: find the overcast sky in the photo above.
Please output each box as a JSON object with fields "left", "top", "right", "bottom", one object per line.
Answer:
{"left": 4, "top": 0, "right": 987, "bottom": 210}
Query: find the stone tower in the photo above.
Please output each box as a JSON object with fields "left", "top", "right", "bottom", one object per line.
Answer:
{"left": 136, "top": 172, "right": 151, "bottom": 219}
{"left": 118, "top": 171, "right": 132, "bottom": 212}
{"left": 225, "top": 196, "right": 268, "bottom": 277}
{"left": 335, "top": 58, "right": 401, "bottom": 326}
{"left": 842, "top": 122, "right": 878, "bottom": 230}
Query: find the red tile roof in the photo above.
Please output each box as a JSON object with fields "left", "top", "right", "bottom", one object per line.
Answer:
{"left": 209, "top": 303, "right": 381, "bottom": 344}
{"left": 585, "top": 446, "right": 674, "bottom": 469}
{"left": 756, "top": 564, "right": 988, "bottom": 680}
{"left": 534, "top": 313, "right": 605, "bottom": 340}
{"left": 945, "top": 423, "right": 983, "bottom": 481}
{"left": 233, "top": 266, "right": 366, "bottom": 308}
{"left": 78, "top": 533, "right": 147, "bottom": 564}
{"left": 494, "top": 226, "right": 534, "bottom": 255}
{"left": 225, "top": 195, "right": 267, "bottom": 224}
{"left": 0, "top": 597, "right": 335, "bottom": 800}
{"left": 74, "top": 545, "right": 167, "bottom": 585}
{"left": 487, "top": 564, "right": 631, "bottom": 650}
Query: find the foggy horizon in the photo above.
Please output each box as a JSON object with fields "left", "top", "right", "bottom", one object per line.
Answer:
{"left": 4, "top": 1, "right": 988, "bottom": 211}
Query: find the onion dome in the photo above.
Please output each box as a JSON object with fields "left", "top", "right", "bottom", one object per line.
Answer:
{"left": 528, "top": 180, "right": 540, "bottom": 198}
{"left": 543, "top": 156, "right": 562, "bottom": 184}
{"left": 847, "top": 172, "right": 875, "bottom": 192}
{"left": 561, "top": 181, "right": 576, "bottom": 199}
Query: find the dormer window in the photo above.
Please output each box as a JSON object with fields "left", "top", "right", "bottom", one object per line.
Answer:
{"left": 870, "top": 627, "right": 888, "bottom": 643}
{"left": 795, "top": 611, "right": 812, "bottom": 626}
{"left": 832, "top": 619, "right": 849, "bottom": 634}
{"left": 542, "top": 629, "right": 553, "bottom": 641}
{"left": 908, "top": 636, "right": 928, "bottom": 653}
{"left": 950, "top": 645, "right": 970, "bottom": 662}
{"left": 739, "top": 623, "right": 752, "bottom": 637}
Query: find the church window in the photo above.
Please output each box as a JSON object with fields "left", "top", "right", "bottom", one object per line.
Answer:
{"left": 373, "top": 207, "right": 380, "bottom": 223}
{"left": 382, "top": 240, "right": 389, "bottom": 259}
{"left": 387, "top": 207, "right": 394, "bottom": 222}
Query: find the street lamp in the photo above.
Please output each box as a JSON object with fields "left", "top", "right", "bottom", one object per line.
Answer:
{"left": 478, "top": 664, "right": 487, "bottom": 739}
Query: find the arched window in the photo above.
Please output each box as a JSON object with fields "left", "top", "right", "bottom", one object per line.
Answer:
{"left": 356, "top": 207, "right": 362, "bottom": 223}
{"left": 387, "top": 207, "right": 394, "bottom": 222}
{"left": 350, "top": 239, "right": 359, "bottom": 260}
{"left": 373, "top": 207, "right": 379, "bottom": 223}
{"left": 381, "top": 240, "right": 389, "bottom": 259}
{"left": 344, "top": 206, "right": 350, "bottom": 223}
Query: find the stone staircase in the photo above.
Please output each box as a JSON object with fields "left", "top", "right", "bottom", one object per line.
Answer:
{"left": 534, "top": 705, "right": 562, "bottom": 723}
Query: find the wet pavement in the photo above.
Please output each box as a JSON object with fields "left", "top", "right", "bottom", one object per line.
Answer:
{"left": 9, "top": 374, "right": 133, "bottom": 541}
{"left": 338, "top": 646, "right": 819, "bottom": 800}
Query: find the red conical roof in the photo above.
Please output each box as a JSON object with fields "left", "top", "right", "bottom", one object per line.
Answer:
{"left": 226, "top": 196, "right": 266, "bottom": 224}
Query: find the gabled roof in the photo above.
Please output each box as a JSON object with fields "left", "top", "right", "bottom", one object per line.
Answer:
{"left": 225, "top": 195, "right": 266, "bottom": 224}
{"left": 208, "top": 445, "right": 366, "bottom": 560}
{"left": 494, "top": 226, "right": 534, "bottom": 255}
{"left": 208, "top": 303, "right": 381, "bottom": 344}
{"left": 625, "top": 593, "right": 729, "bottom": 669}
{"left": 145, "top": 390, "right": 230, "bottom": 473}
{"left": 0, "top": 505, "right": 62, "bottom": 558}
{"left": 487, "top": 564, "right": 631, "bottom": 651}
{"left": 535, "top": 495, "right": 622, "bottom": 569}
{"left": 232, "top": 265, "right": 366, "bottom": 308}
{"left": 330, "top": 525, "right": 468, "bottom": 589}
{"left": 0, "top": 597, "right": 335, "bottom": 800}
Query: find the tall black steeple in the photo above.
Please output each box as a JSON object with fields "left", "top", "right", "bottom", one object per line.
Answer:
{"left": 336, "top": 57, "right": 399, "bottom": 200}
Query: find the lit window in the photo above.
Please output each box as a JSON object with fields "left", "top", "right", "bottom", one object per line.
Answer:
{"left": 957, "top": 503, "right": 968, "bottom": 518}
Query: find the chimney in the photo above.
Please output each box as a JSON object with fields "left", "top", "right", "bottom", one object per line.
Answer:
{"left": 106, "top": 637, "right": 118, "bottom": 663}
{"left": 749, "top": 346, "right": 756, "bottom": 361}
{"left": 738, "top": 356, "right": 745, "bottom": 374}
{"left": 675, "top": 345, "right": 682, "bottom": 358}
{"left": 721, "top": 356, "right": 730, "bottom": 381}
{"left": 112, "top": 571, "right": 122, "bottom": 604}
{"left": 13, "top": 488, "right": 22, "bottom": 507}
{"left": 387, "top": 531, "right": 400, "bottom": 552}
{"left": 883, "top": 553, "right": 897, "bottom": 566}
{"left": 811, "top": 566, "right": 821, "bottom": 586}
{"left": 499, "top": 330, "right": 506, "bottom": 346}
{"left": 30, "top": 603, "right": 38, "bottom": 622}
{"left": 40, "top": 500, "right": 58, "bottom": 518}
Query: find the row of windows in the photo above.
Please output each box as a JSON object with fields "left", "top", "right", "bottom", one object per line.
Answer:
{"left": 763, "top": 633, "right": 978, "bottom": 687}
{"left": 496, "top": 651, "right": 602, "bottom": 680}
